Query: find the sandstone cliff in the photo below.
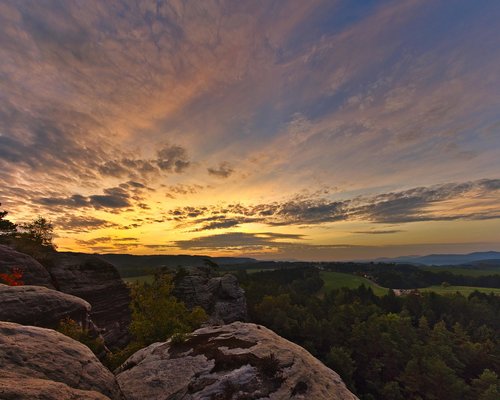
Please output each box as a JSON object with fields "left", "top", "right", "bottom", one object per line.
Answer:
{"left": 45, "top": 252, "right": 132, "bottom": 348}
{"left": 0, "top": 284, "right": 93, "bottom": 330}
{"left": 0, "top": 246, "right": 131, "bottom": 349}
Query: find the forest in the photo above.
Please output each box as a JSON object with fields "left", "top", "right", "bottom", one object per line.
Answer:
{"left": 235, "top": 267, "right": 499, "bottom": 400}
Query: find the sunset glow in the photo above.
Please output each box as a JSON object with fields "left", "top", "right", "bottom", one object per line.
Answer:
{"left": 1, "top": 0, "right": 499, "bottom": 259}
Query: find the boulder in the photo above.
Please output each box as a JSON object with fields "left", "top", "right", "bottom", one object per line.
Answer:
{"left": 0, "top": 321, "right": 122, "bottom": 399}
{"left": 0, "top": 284, "right": 93, "bottom": 330}
{"left": 173, "top": 266, "right": 248, "bottom": 324}
{"left": 0, "top": 371, "right": 111, "bottom": 400}
{"left": 116, "top": 322, "right": 358, "bottom": 400}
{"left": 0, "top": 244, "right": 54, "bottom": 288}
{"left": 45, "top": 252, "right": 131, "bottom": 348}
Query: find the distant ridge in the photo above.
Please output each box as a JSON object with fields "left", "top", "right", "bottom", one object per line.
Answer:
{"left": 375, "top": 251, "right": 500, "bottom": 266}
{"left": 96, "top": 253, "right": 258, "bottom": 277}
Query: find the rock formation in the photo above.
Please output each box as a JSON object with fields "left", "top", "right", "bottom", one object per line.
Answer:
{"left": 0, "top": 321, "right": 123, "bottom": 400}
{"left": 172, "top": 266, "right": 248, "bottom": 324}
{"left": 0, "top": 284, "right": 93, "bottom": 330}
{"left": 115, "top": 322, "right": 358, "bottom": 400}
{"left": 45, "top": 252, "right": 131, "bottom": 348}
{"left": 0, "top": 244, "right": 54, "bottom": 288}
{"left": 0, "top": 246, "right": 131, "bottom": 348}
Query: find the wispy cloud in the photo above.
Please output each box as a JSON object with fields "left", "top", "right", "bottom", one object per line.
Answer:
{"left": 168, "top": 179, "right": 500, "bottom": 229}
{"left": 207, "top": 162, "right": 234, "bottom": 178}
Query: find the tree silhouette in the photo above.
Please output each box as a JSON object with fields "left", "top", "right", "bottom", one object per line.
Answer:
{"left": 20, "top": 217, "right": 55, "bottom": 249}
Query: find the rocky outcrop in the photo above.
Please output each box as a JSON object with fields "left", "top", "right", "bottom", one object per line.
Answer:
{"left": 0, "top": 244, "right": 54, "bottom": 288}
{"left": 0, "top": 321, "right": 122, "bottom": 400}
{"left": 172, "top": 266, "right": 248, "bottom": 324}
{"left": 44, "top": 252, "right": 132, "bottom": 349}
{"left": 116, "top": 322, "right": 358, "bottom": 400}
{"left": 0, "top": 284, "right": 93, "bottom": 330}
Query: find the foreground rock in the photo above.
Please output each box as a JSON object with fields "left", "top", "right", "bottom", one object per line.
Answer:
{"left": 0, "top": 321, "right": 122, "bottom": 399}
{"left": 173, "top": 266, "right": 248, "bottom": 324}
{"left": 116, "top": 322, "right": 358, "bottom": 400}
{"left": 46, "top": 252, "right": 131, "bottom": 348}
{"left": 0, "top": 284, "right": 93, "bottom": 329}
{"left": 0, "top": 244, "right": 54, "bottom": 288}
{"left": 0, "top": 371, "right": 111, "bottom": 400}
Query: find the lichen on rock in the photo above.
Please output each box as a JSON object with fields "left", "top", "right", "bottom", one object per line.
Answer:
{"left": 116, "top": 322, "right": 358, "bottom": 400}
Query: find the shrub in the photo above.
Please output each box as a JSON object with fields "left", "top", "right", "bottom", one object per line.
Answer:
{"left": 259, "top": 353, "right": 281, "bottom": 378}
{"left": 129, "top": 271, "right": 207, "bottom": 345}
{"left": 57, "top": 317, "right": 106, "bottom": 357}
{"left": 0, "top": 267, "right": 24, "bottom": 286}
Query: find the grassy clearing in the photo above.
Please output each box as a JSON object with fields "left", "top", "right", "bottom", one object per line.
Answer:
{"left": 320, "top": 271, "right": 389, "bottom": 296}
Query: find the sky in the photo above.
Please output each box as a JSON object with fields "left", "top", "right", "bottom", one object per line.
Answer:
{"left": 1, "top": 0, "right": 499, "bottom": 260}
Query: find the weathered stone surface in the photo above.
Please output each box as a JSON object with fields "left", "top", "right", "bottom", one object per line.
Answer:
{"left": 45, "top": 252, "right": 131, "bottom": 348}
{"left": 0, "top": 244, "right": 54, "bottom": 288}
{"left": 0, "top": 372, "right": 111, "bottom": 400}
{"left": 116, "top": 322, "right": 358, "bottom": 400}
{"left": 173, "top": 266, "right": 248, "bottom": 324}
{"left": 0, "top": 284, "right": 93, "bottom": 330}
{"left": 0, "top": 321, "right": 122, "bottom": 399}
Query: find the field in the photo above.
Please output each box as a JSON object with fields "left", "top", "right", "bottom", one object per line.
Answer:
{"left": 319, "top": 271, "right": 500, "bottom": 297}
{"left": 320, "top": 271, "right": 389, "bottom": 296}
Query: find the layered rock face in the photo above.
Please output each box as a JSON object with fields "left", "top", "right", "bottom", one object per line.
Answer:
{"left": 172, "top": 266, "right": 248, "bottom": 324}
{"left": 0, "top": 246, "right": 131, "bottom": 348}
{"left": 116, "top": 322, "right": 358, "bottom": 400}
{"left": 0, "top": 284, "right": 93, "bottom": 330}
{"left": 45, "top": 252, "right": 132, "bottom": 348}
{"left": 0, "top": 321, "right": 123, "bottom": 400}
{"left": 0, "top": 244, "right": 54, "bottom": 288}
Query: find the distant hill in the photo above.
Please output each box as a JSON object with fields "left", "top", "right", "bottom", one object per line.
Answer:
{"left": 212, "top": 257, "right": 258, "bottom": 265}
{"left": 97, "top": 253, "right": 257, "bottom": 277}
{"left": 460, "top": 258, "right": 500, "bottom": 268}
{"left": 375, "top": 251, "right": 500, "bottom": 266}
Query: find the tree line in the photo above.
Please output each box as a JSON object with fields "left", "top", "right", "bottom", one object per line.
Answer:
{"left": 324, "top": 262, "right": 500, "bottom": 289}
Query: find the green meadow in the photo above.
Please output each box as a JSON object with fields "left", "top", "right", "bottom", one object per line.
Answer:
{"left": 319, "top": 271, "right": 389, "bottom": 296}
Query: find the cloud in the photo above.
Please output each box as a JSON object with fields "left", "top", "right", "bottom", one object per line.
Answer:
{"left": 352, "top": 230, "right": 404, "bottom": 235}
{"left": 173, "top": 231, "right": 306, "bottom": 252}
{"left": 74, "top": 235, "right": 141, "bottom": 253}
{"left": 156, "top": 144, "right": 191, "bottom": 173}
{"left": 165, "top": 184, "right": 204, "bottom": 199}
{"left": 352, "top": 180, "right": 500, "bottom": 224}
{"left": 97, "top": 144, "right": 191, "bottom": 179}
{"left": 37, "top": 186, "right": 137, "bottom": 210}
{"left": 89, "top": 187, "right": 131, "bottom": 209}
{"left": 54, "top": 215, "right": 120, "bottom": 232}
{"left": 167, "top": 178, "right": 500, "bottom": 230}
{"left": 207, "top": 162, "right": 234, "bottom": 178}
